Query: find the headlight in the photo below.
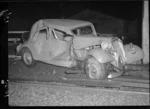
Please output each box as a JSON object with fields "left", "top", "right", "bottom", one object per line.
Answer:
{"left": 101, "top": 41, "right": 109, "bottom": 50}
{"left": 128, "top": 43, "right": 136, "bottom": 54}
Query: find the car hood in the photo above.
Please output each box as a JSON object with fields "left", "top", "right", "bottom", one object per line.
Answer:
{"left": 73, "top": 35, "right": 112, "bottom": 49}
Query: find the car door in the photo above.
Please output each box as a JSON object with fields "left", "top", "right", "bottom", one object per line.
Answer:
{"left": 34, "top": 28, "right": 51, "bottom": 62}
{"left": 49, "top": 29, "right": 73, "bottom": 61}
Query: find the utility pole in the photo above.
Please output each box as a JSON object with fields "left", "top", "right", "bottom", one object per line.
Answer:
{"left": 142, "top": 0, "right": 149, "bottom": 64}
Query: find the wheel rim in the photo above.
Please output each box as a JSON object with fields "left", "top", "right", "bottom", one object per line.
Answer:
{"left": 23, "top": 52, "right": 32, "bottom": 65}
{"left": 88, "top": 63, "right": 99, "bottom": 79}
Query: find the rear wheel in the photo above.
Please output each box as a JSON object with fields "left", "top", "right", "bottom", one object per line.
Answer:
{"left": 21, "top": 47, "right": 37, "bottom": 67}
{"left": 84, "top": 57, "right": 107, "bottom": 80}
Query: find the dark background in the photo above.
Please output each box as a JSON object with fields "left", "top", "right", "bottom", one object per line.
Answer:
{"left": 7, "top": 1, "right": 143, "bottom": 31}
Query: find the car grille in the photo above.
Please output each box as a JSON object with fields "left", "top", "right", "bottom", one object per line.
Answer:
{"left": 111, "top": 37, "right": 126, "bottom": 67}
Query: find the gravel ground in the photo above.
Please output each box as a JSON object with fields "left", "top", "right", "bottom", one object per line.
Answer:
{"left": 9, "top": 81, "right": 149, "bottom": 106}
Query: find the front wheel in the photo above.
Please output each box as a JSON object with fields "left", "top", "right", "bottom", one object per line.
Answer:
{"left": 21, "top": 47, "right": 37, "bottom": 67}
{"left": 84, "top": 57, "right": 107, "bottom": 80}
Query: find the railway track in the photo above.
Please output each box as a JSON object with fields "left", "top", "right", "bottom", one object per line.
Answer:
{"left": 9, "top": 71, "right": 149, "bottom": 93}
{"left": 9, "top": 75, "right": 149, "bottom": 93}
{"left": 9, "top": 58, "right": 149, "bottom": 92}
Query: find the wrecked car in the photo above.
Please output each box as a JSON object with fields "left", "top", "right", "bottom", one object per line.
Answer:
{"left": 16, "top": 19, "right": 144, "bottom": 80}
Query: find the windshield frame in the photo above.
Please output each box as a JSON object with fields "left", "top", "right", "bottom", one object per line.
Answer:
{"left": 52, "top": 28, "right": 73, "bottom": 40}
{"left": 70, "top": 24, "right": 95, "bottom": 36}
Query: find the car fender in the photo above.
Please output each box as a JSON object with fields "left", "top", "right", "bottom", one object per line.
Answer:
{"left": 18, "top": 43, "right": 38, "bottom": 60}
{"left": 123, "top": 43, "right": 144, "bottom": 64}
{"left": 88, "top": 48, "right": 114, "bottom": 63}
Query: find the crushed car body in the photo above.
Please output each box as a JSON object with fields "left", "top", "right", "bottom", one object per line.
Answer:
{"left": 16, "top": 19, "right": 144, "bottom": 80}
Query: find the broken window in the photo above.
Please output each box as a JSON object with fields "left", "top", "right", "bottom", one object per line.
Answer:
{"left": 72, "top": 25, "right": 93, "bottom": 36}
{"left": 38, "top": 29, "right": 47, "bottom": 41}
{"left": 54, "top": 29, "right": 64, "bottom": 40}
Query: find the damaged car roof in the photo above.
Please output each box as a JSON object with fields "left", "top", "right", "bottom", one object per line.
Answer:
{"left": 30, "top": 19, "right": 93, "bottom": 37}
{"left": 42, "top": 19, "right": 92, "bottom": 27}
{"left": 31, "top": 19, "right": 92, "bottom": 31}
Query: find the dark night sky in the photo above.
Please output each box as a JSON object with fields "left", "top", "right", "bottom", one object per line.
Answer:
{"left": 5, "top": 1, "right": 143, "bottom": 31}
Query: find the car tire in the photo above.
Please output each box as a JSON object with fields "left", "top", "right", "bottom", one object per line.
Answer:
{"left": 84, "top": 56, "right": 107, "bottom": 80}
{"left": 21, "top": 47, "right": 37, "bottom": 67}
